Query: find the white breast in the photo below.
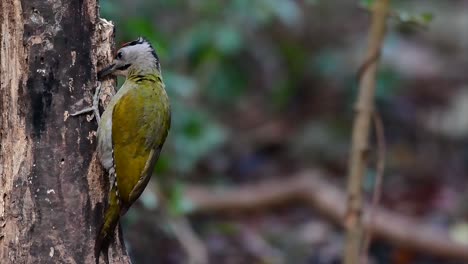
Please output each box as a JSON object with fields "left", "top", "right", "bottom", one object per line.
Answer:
{"left": 96, "top": 81, "right": 133, "bottom": 172}
{"left": 97, "top": 109, "right": 114, "bottom": 171}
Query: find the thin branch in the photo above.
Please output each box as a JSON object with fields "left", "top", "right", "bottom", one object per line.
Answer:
{"left": 361, "top": 112, "right": 387, "bottom": 263}
{"left": 344, "top": 0, "right": 390, "bottom": 263}
{"left": 183, "top": 170, "right": 468, "bottom": 261}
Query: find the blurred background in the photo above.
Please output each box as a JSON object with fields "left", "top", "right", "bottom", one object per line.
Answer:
{"left": 100, "top": 0, "right": 468, "bottom": 263}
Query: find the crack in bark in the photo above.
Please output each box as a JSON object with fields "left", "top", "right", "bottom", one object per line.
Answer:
{"left": 1, "top": 1, "right": 130, "bottom": 263}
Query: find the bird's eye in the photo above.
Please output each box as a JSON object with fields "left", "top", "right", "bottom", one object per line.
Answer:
{"left": 116, "top": 52, "right": 123, "bottom": 59}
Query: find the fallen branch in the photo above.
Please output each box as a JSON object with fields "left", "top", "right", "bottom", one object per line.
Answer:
{"left": 184, "top": 170, "right": 468, "bottom": 261}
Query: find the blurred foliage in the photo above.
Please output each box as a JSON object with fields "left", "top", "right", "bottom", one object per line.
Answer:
{"left": 100, "top": 0, "right": 468, "bottom": 263}
{"left": 99, "top": 0, "right": 438, "bottom": 211}
{"left": 360, "top": 0, "right": 434, "bottom": 28}
{"left": 100, "top": 0, "right": 322, "bottom": 178}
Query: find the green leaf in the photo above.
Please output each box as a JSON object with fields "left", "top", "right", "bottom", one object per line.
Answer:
{"left": 420, "top": 12, "right": 434, "bottom": 24}
{"left": 394, "top": 11, "right": 434, "bottom": 28}
{"left": 271, "top": 83, "right": 294, "bottom": 110}
{"left": 164, "top": 71, "right": 197, "bottom": 99}
{"left": 270, "top": 0, "right": 301, "bottom": 26}
{"left": 170, "top": 105, "right": 227, "bottom": 173}
{"left": 123, "top": 18, "right": 169, "bottom": 57}
{"left": 154, "top": 155, "right": 170, "bottom": 174}
{"left": 214, "top": 26, "right": 243, "bottom": 55}
{"left": 167, "top": 182, "right": 194, "bottom": 215}
{"left": 205, "top": 62, "right": 247, "bottom": 104}
{"left": 100, "top": 0, "right": 119, "bottom": 17}
{"left": 359, "top": 0, "right": 376, "bottom": 8}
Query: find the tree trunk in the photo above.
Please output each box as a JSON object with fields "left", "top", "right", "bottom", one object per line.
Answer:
{"left": 0, "top": 0, "right": 130, "bottom": 263}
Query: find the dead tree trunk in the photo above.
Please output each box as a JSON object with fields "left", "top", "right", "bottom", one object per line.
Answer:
{"left": 0, "top": 0, "right": 130, "bottom": 263}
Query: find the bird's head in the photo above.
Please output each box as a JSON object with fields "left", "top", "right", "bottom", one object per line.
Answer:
{"left": 98, "top": 37, "right": 160, "bottom": 78}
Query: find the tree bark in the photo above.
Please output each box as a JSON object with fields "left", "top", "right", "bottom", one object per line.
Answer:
{"left": 0, "top": 0, "right": 130, "bottom": 263}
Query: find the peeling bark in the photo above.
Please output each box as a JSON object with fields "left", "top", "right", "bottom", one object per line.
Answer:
{"left": 0, "top": 0, "right": 129, "bottom": 263}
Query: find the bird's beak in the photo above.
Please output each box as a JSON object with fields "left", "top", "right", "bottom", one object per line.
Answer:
{"left": 97, "top": 63, "right": 116, "bottom": 79}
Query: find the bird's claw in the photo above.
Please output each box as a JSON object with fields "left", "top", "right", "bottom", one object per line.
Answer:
{"left": 70, "top": 81, "right": 102, "bottom": 124}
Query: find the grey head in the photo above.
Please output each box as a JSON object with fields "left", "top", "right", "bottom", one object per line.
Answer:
{"left": 98, "top": 37, "right": 160, "bottom": 78}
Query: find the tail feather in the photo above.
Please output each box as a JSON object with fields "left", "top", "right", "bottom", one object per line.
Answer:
{"left": 95, "top": 186, "right": 121, "bottom": 264}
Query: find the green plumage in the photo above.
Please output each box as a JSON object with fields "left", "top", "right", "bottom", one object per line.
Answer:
{"left": 113, "top": 73, "right": 170, "bottom": 204}
{"left": 95, "top": 69, "right": 170, "bottom": 262}
{"left": 69, "top": 37, "right": 170, "bottom": 263}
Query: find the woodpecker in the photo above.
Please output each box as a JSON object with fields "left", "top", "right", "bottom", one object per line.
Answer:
{"left": 72, "top": 37, "right": 171, "bottom": 262}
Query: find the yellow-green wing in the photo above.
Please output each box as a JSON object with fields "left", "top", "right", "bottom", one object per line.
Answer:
{"left": 111, "top": 82, "right": 170, "bottom": 207}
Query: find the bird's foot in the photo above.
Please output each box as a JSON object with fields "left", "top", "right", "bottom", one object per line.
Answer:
{"left": 70, "top": 81, "right": 102, "bottom": 124}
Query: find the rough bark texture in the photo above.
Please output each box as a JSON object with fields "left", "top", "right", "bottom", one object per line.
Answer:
{"left": 0, "top": 0, "right": 130, "bottom": 263}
